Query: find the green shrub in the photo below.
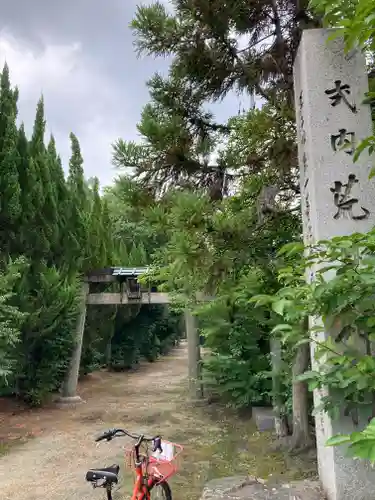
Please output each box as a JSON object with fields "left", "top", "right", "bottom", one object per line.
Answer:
{"left": 111, "top": 305, "right": 182, "bottom": 370}
{"left": 12, "top": 265, "right": 80, "bottom": 406}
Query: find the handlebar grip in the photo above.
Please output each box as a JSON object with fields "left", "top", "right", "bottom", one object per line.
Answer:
{"left": 95, "top": 429, "right": 115, "bottom": 442}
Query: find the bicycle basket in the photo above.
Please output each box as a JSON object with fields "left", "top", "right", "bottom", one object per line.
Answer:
{"left": 124, "top": 440, "right": 183, "bottom": 483}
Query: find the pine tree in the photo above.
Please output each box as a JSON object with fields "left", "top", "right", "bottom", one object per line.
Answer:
{"left": 131, "top": 1, "right": 321, "bottom": 107}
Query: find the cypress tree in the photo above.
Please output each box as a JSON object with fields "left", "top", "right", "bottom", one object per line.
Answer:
{"left": 128, "top": 242, "right": 148, "bottom": 266}
{"left": 29, "top": 97, "right": 51, "bottom": 260}
{"left": 87, "top": 177, "right": 107, "bottom": 268}
{"left": 101, "top": 199, "right": 113, "bottom": 265}
{"left": 16, "top": 124, "right": 40, "bottom": 256}
{"left": 47, "top": 135, "right": 68, "bottom": 266}
{"left": 66, "top": 132, "right": 89, "bottom": 272}
{"left": 0, "top": 66, "right": 21, "bottom": 257}
{"left": 67, "top": 132, "right": 86, "bottom": 200}
{"left": 29, "top": 98, "right": 60, "bottom": 264}
{"left": 0, "top": 63, "right": 18, "bottom": 153}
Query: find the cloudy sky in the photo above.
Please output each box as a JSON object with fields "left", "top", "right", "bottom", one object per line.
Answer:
{"left": 0, "top": 0, "right": 253, "bottom": 186}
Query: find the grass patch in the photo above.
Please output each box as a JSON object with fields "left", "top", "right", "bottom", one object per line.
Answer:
{"left": 0, "top": 441, "right": 10, "bottom": 456}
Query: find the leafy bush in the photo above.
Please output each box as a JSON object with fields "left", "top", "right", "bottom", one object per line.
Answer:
{"left": 256, "top": 230, "right": 375, "bottom": 459}
{"left": 111, "top": 305, "right": 182, "bottom": 370}
{"left": 111, "top": 311, "right": 142, "bottom": 370}
{"left": 203, "top": 353, "right": 271, "bottom": 408}
{"left": 198, "top": 287, "right": 273, "bottom": 408}
{"left": 80, "top": 306, "right": 117, "bottom": 375}
{"left": 0, "top": 258, "right": 28, "bottom": 387}
{"left": 11, "top": 265, "right": 80, "bottom": 406}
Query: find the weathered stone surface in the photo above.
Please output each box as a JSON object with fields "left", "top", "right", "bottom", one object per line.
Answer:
{"left": 252, "top": 407, "right": 275, "bottom": 432}
{"left": 55, "top": 395, "right": 85, "bottom": 408}
{"left": 200, "top": 476, "right": 324, "bottom": 500}
{"left": 294, "top": 28, "right": 375, "bottom": 500}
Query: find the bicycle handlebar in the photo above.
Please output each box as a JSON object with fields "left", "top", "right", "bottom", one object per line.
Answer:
{"left": 95, "top": 428, "right": 163, "bottom": 453}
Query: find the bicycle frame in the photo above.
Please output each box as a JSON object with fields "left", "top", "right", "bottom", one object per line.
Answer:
{"left": 131, "top": 460, "right": 156, "bottom": 500}
{"left": 103, "top": 461, "right": 155, "bottom": 500}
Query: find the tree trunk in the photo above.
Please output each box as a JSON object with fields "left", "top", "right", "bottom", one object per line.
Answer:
{"left": 290, "top": 340, "right": 313, "bottom": 451}
{"left": 270, "top": 338, "right": 289, "bottom": 438}
{"left": 106, "top": 305, "right": 118, "bottom": 371}
{"left": 185, "top": 309, "right": 203, "bottom": 400}
{"left": 105, "top": 339, "right": 112, "bottom": 369}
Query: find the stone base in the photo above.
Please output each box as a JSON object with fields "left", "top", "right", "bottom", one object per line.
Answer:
{"left": 189, "top": 397, "right": 208, "bottom": 407}
{"left": 55, "top": 395, "right": 85, "bottom": 408}
{"left": 251, "top": 407, "right": 275, "bottom": 432}
{"left": 200, "top": 476, "right": 323, "bottom": 500}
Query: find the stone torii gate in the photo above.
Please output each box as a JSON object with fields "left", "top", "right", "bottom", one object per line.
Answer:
{"left": 58, "top": 267, "right": 203, "bottom": 407}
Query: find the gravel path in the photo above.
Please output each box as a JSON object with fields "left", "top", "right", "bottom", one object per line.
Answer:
{"left": 0, "top": 344, "right": 188, "bottom": 500}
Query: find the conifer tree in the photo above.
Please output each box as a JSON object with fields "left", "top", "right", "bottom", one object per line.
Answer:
{"left": 102, "top": 199, "right": 114, "bottom": 265}
{"left": 16, "top": 124, "right": 40, "bottom": 256}
{"left": 29, "top": 97, "right": 55, "bottom": 260}
{"left": 66, "top": 132, "right": 89, "bottom": 272}
{"left": 47, "top": 135, "right": 68, "bottom": 266}
{"left": 67, "top": 132, "right": 86, "bottom": 199}
{"left": 0, "top": 67, "right": 21, "bottom": 257}
{"left": 0, "top": 63, "right": 18, "bottom": 153}
{"left": 87, "top": 177, "right": 107, "bottom": 268}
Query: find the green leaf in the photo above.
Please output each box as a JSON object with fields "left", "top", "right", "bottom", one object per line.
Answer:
{"left": 307, "top": 379, "right": 320, "bottom": 391}
{"left": 348, "top": 439, "right": 375, "bottom": 461}
{"left": 295, "top": 370, "right": 320, "bottom": 382}
{"left": 249, "top": 294, "right": 274, "bottom": 307}
{"left": 295, "top": 337, "right": 311, "bottom": 347}
{"left": 272, "top": 298, "right": 291, "bottom": 316}
{"left": 353, "top": 137, "right": 373, "bottom": 162}
{"left": 271, "top": 323, "right": 293, "bottom": 333}
{"left": 277, "top": 241, "right": 305, "bottom": 257}
{"left": 326, "top": 434, "right": 351, "bottom": 447}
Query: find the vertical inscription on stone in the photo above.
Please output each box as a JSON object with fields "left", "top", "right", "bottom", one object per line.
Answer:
{"left": 299, "top": 91, "right": 313, "bottom": 244}
{"left": 330, "top": 174, "right": 370, "bottom": 220}
{"left": 325, "top": 81, "right": 370, "bottom": 220}
{"left": 325, "top": 80, "right": 357, "bottom": 113}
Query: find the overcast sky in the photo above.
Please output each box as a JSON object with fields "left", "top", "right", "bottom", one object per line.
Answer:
{"left": 0, "top": 0, "right": 253, "bottom": 187}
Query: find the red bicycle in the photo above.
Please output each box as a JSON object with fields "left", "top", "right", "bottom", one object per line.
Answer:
{"left": 86, "top": 428, "right": 183, "bottom": 500}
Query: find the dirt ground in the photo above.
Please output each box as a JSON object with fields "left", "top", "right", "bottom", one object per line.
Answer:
{"left": 0, "top": 343, "right": 317, "bottom": 500}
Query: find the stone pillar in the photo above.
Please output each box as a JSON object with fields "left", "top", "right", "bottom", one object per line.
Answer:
{"left": 294, "top": 29, "right": 375, "bottom": 500}
{"left": 58, "top": 282, "right": 89, "bottom": 406}
{"left": 185, "top": 309, "right": 203, "bottom": 400}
